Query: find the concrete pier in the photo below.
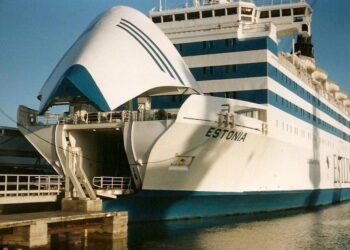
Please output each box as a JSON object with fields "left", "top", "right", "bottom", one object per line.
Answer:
{"left": 61, "top": 198, "right": 102, "bottom": 212}
{"left": 0, "top": 211, "right": 127, "bottom": 248}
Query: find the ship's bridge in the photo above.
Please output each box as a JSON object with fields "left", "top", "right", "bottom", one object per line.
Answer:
{"left": 150, "top": 0, "right": 312, "bottom": 38}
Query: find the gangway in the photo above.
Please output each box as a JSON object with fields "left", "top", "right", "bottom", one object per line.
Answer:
{"left": 93, "top": 176, "right": 133, "bottom": 199}
{"left": 0, "top": 174, "right": 62, "bottom": 204}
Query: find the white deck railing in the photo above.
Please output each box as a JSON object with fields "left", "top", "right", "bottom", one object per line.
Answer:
{"left": 33, "top": 109, "right": 177, "bottom": 126}
{"left": 92, "top": 176, "right": 132, "bottom": 191}
{"left": 0, "top": 175, "right": 62, "bottom": 197}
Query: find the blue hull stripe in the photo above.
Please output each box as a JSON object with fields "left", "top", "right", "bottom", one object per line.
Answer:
{"left": 117, "top": 24, "right": 165, "bottom": 73}
{"left": 148, "top": 88, "right": 350, "bottom": 142}
{"left": 119, "top": 21, "right": 176, "bottom": 80}
{"left": 176, "top": 37, "right": 278, "bottom": 57}
{"left": 121, "top": 19, "right": 184, "bottom": 85}
{"left": 190, "top": 62, "right": 267, "bottom": 81}
{"left": 268, "top": 90, "right": 349, "bottom": 142}
{"left": 103, "top": 189, "right": 350, "bottom": 221}
{"left": 207, "top": 89, "right": 350, "bottom": 142}
{"left": 188, "top": 62, "right": 349, "bottom": 130}
{"left": 267, "top": 64, "right": 349, "bottom": 128}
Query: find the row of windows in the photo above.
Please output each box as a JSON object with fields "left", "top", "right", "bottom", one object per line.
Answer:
{"left": 152, "top": 6, "right": 306, "bottom": 24}
{"left": 175, "top": 38, "right": 249, "bottom": 52}
{"left": 269, "top": 65, "right": 350, "bottom": 129}
{"left": 188, "top": 61, "right": 349, "bottom": 132}
{"left": 271, "top": 91, "right": 350, "bottom": 142}
{"left": 152, "top": 7, "right": 237, "bottom": 23}
{"left": 173, "top": 37, "right": 277, "bottom": 57}
{"left": 260, "top": 7, "right": 305, "bottom": 18}
{"left": 205, "top": 89, "right": 350, "bottom": 143}
{"left": 209, "top": 89, "right": 350, "bottom": 143}
{"left": 275, "top": 120, "right": 335, "bottom": 149}
{"left": 148, "top": 89, "right": 350, "bottom": 143}
{"left": 202, "top": 65, "right": 237, "bottom": 75}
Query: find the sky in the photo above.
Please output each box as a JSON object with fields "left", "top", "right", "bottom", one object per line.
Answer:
{"left": 0, "top": 0, "right": 349, "bottom": 127}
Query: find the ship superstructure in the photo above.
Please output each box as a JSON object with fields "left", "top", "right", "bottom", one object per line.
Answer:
{"left": 148, "top": 0, "right": 350, "bottom": 188}
{"left": 17, "top": 1, "right": 350, "bottom": 221}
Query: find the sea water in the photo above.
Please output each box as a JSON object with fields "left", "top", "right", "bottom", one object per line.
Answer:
{"left": 50, "top": 201, "right": 350, "bottom": 249}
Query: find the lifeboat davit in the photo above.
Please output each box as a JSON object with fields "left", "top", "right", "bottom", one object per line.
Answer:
{"left": 343, "top": 99, "right": 350, "bottom": 107}
{"left": 335, "top": 91, "right": 348, "bottom": 101}
{"left": 326, "top": 80, "right": 340, "bottom": 93}
{"left": 312, "top": 68, "right": 328, "bottom": 82}
{"left": 299, "top": 55, "right": 316, "bottom": 73}
{"left": 312, "top": 78, "right": 322, "bottom": 88}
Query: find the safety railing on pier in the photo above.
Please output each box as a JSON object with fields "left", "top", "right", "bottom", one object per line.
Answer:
{"left": 93, "top": 176, "right": 132, "bottom": 191}
{"left": 0, "top": 175, "right": 62, "bottom": 198}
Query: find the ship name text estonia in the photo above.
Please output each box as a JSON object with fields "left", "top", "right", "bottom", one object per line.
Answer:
{"left": 205, "top": 127, "right": 247, "bottom": 142}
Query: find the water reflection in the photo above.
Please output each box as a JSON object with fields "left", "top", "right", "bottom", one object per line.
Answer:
{"left": 49, "top": 201, "right": 350, "bottom": 249}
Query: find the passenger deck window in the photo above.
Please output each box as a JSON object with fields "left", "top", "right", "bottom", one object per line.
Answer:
{"left": 271, "top": 9, "right": 280, "bottom": 17}
{"left": 215, "top": 9, "right": 226, "bottom": 17}
{"left": 241, "top": 7, "right": 253, "bottom": 15}
{"left": 203, "top": 41, "right": 213, "bottom": 49}
{"left": 175, "top": 44, "right": 182, "bottom": 51}
{"left": 260, "top": 11, "right": 269, "bottom": 18}
{"left": 225, "top": 65, "right": 237, "bottom": 73}
{"left": 225, "top": 38, "right": 236, "bottom": 47}
{"left": 202, "top": 10, "right": 213, "bottom": 18}
{"left": 187, "top": 12, "right": 200, "bottom": 20}
{"left": 152, "top": 16, "right": 162, "bottom": 23}
{"left": 227, "top": 8, "right": 237, "bottom": 15}
{"left": 202, "top": 67, "right": 214, "bottom": 75}
{"left": 282, "top": 9, "right": 291, "bottom": 16}
{"left": 175, "top": 13, "right": 185, "bottom": 21}
{"left": 163, "top": 15, "right": 173, "bottom": 22}
{"left": 293, "top": 7, "right": 305, "bottom": 15}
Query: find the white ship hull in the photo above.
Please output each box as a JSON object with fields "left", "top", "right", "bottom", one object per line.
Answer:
{"left": 17, "top": 3, "right": 350, "bottom": 221}
{"left": 18, "top": 95, "right": 350, "bottom": 221}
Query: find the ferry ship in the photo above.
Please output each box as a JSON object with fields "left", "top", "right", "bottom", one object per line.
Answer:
{"left": 17, "top": 0, "right": 350, "bottom": 221}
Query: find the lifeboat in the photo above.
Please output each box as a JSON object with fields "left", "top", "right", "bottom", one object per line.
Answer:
{"left": 343, "top": 99, "right": 350, "bottom": 107}
{"left": 326, "top": 80, "right": 340, "bottom": 93}
{"left": 286, "top": 54, "right": 303, "bottom": 70}
{"left": 335, "top": 91, "right": 348, "bottom": 101}
{"left": 312, "top": 78, "right": 322, "bottom": 88}
{"left": 299, "top": 55, "right": 316, "bottom": 73}
{"left": 312, "top": 68, "right": 328, "bottom": 82}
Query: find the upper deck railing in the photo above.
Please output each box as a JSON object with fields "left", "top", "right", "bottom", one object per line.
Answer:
{"left": 152, "top": 0, "right": 306, "bottom": 12}
{"left": 252, "top": 0, "right": 305, "bottom": 6}
{"left": 31, "top": 109, "right": 177, "bottom": 126}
